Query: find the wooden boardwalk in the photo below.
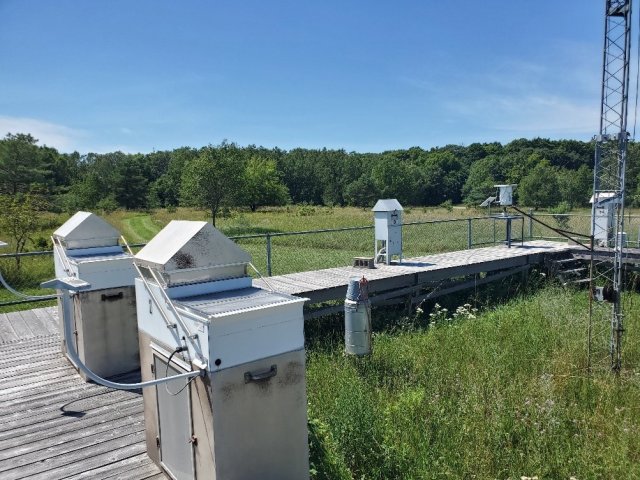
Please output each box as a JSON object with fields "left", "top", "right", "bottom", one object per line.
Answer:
{"left": 254, "top": 240, "right": 573, "bottom": 307}
{"left": 0, "top": 308, "right": 166, "bottom": 480}
{"left": 0, "top": 240, "right": 574, "bottom": 479}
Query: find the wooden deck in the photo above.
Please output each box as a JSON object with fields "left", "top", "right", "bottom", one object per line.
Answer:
{"left": 0, "top": 240, "right": 574, "bottom": 479}
{"left": 0, "top": 308, "right": 166, "bottom": 480}
{"left": 254, "top": 240, "right": 573, "bottom": 307}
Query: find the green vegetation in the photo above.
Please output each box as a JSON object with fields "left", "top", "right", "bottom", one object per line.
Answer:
{"left": 4, "top": 132, "right": 640, "bottom": 214}
{"left": 307, "top": 287, "right": 640, "bottom": 479}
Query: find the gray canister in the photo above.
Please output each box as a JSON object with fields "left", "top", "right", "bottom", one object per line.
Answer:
{"left": 344, "top": 277, "right": 372, "bottom": 356}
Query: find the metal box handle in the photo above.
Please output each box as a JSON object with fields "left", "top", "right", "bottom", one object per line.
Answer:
{"left": 244, "top": 365, "right": 277, "bottom": 383}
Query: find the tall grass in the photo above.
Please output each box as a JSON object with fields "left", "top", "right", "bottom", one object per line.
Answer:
{"left": 307, "top": 287, "right": 640, "bottom": 479}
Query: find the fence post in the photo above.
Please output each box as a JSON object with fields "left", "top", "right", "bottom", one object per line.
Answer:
{"left": 528, "top": 209, "right": 533, "bottom": 239}
{"left": 467, "top": 218, "right": 472, "bottom": 249}
{"left": 266, "top": 234, "right": 272, "bottom": 277}
{"left": 493, "top": 217, "right": 496, "bottom": 244}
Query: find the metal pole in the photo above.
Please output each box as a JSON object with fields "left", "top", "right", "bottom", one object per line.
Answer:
{"left": 493, "top": 217, "right": 496, "bottom": 244}
{"left": 467, "top": 218, "right": 472, "bottom": 249}
{"left": 266, "top": 234, "right": 272, "bottom": 277}
{"left": 528, "top": 209, "right": 533, "bottom": 239}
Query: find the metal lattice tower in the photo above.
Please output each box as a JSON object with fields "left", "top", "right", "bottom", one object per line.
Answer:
{"left": 591, "top": 0, "right": 632, "bottom": 371}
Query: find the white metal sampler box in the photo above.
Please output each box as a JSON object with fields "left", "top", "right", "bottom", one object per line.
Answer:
{"left": 54, "top": 246, "right": 136, "bottom": 291}
{"left": 135, "top": 278, "right": 306, "bottom": 370}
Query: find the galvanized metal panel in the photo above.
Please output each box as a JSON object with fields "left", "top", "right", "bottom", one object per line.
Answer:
{"left": 72, "top": 286, "right": 140, "bottom": 380}
{"left": 210, "top": 349, "right": 309, "bottom": 480}
{"left": 372, "top": 198, "right": 403, "bottom": 212}
{"left": 154, "top": 356, "right": 194, "bottom": 480}
{"left": 53, "top": 211, "right": 120, "bottom": 249}
{"left": 135, "top": 221, "right": 251, "bottom": 273}
{"left": 174, "top": 287, "right": 303, "bottom": 317}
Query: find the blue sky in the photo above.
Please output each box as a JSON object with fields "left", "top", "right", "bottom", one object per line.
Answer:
{"left": 0, "top": 1, "right": 620, "bottom": 153}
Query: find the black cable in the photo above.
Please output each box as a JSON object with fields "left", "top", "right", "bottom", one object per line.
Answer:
{"left": 164, "top": 346, "right": 197, "bottom": 396}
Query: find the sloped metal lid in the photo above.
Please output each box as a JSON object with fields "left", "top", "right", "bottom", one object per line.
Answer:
{"left": 372, "top": 199, "right": 403, "bottom": 212}
{"left": 589, "top": 191, "right": 618, "bottom": 204}
{"left": 134, "top": 221, "right": 251, "bottom": 272}
{"left": 53, "top": 211, "right": 120, "bottom": 247}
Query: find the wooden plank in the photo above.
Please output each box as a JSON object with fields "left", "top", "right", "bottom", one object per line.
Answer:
{"left": 18, "top": 310, "right": 51, "bottom": 338}
{"left": 0, "top": 403, "right": 143, "bottom": 452}
{"left": 0, "top": 314, "right": 18, "bottom": 343}
{"left": 65, "top": 454, "right": 163, "bottom": 480}
{"left": 0, "top": 391, "right": 140, "bottom": 434}
{"left": 1, "top": 431, "right": 145, "bottom": 480}
{"left": 5, "top": 311, "right": 34, "bottom": 340}
{"left": 0, "top": 418, "right": 145, "bottom": 472}
{"left": 100, "top": 462, "right": 164, "bottom": 480}
{"left": 0, "top": 366, "right": 77, "bottom": 392}
{"left": 0, "top": 357, "right": 69, "bottom": 381}
{"left": 32, "top": 308, "right": 59, "bottom": 335}
{"left": 0, "top": 397, "right": 141, "bottom": 443}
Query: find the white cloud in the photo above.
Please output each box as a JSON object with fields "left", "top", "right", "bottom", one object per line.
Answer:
{"left": 0, "top": 116, "right": 87, "bottom": 151}
{"left": 445, "top": 93, "right": 599, "bottom": 135}
{"left": 402, "top": 49, "right": 602, "bottom": 141}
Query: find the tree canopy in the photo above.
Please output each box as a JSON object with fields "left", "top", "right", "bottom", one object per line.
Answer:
{"left": 2, "top": 133, "right": 640, "bottom": 215}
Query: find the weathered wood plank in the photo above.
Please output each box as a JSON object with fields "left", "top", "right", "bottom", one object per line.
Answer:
{"left": 2, "top": 431, "right": 145, "bottom": 480}
{"left": 0, "top": 397, "right": 141, "bottom": 442}
{"left": 32, "top": 307, "right": 59, "bottom": 335}
{"left": 0, "top": 403, "right": 143, "bottom": 452}
{"left": 0, "top": 390, "right": 139, "bottom": 432}
{"left": 0, "top": 314, "right": 18, "bottom": 343}
{"left": 5, "top": 311, "right": 34, "bottom": 340}
{"left": 18, "top": 310, "right": 51, "bottom": 338}
{"left": 65, "top": 453, "right": 163, "bottom": 480}
{"left": 99, "top": 462, "right": 164, "bottom": 480}
{"left": 0, "top": 366, "right": 78, "bottom": 393}
{"left": 0, "top": 419, "right": 145, "bottom": 472}
{"left": 0, "top": 357, "right": 69, "bottom": 381}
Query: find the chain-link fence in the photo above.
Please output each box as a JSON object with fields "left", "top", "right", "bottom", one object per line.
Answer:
{"left": 528, "top": 212, "right": 640, "bottom": 247}
{"left": 4, "top": 213, "right": 638, "bottom": 307}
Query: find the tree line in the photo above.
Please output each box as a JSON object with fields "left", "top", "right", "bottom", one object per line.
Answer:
{"left": 2, "top": 132, "right": 640, "bottom": 225}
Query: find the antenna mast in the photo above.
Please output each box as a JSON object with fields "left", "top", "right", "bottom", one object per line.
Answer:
{"left": 591, "top": 0, "right": 632, "bottom": 371}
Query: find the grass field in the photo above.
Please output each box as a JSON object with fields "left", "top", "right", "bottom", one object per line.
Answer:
{"left": 0, "top": 205, "right": 497, "bottom": 308}
{"left": 306, "top": 286, "right": 640, "bottom": 479}
{"left": 1, "top": 205, "right": 638, "bottom": 309}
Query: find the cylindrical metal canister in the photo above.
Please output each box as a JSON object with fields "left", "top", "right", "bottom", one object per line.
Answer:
{"left": 344, "top": 277, "right": 372, "bottom": 356}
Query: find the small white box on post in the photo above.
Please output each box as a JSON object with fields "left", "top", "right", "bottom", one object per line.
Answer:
{"left": 373, "top": 199, "right": 403, "bottom": 265}
{"left": 494, "top": 184, "right": 517, "bottom": 206}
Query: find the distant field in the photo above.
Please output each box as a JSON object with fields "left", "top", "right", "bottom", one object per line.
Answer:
{"left": 0, "top": 205, "right": 638, "bottom": 309}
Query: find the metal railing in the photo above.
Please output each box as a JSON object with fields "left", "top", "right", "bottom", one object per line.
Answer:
{"left": 2, "top": 212, "right": 638, "bottom": 308}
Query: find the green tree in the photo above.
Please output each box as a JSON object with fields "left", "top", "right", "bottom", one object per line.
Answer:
{"left": 0, "top": 191, "right": 48, "bottom": 267}
{"left": 371, "top": 157, "right": 424, "bottom": 205}
{"left": 558, "top": 164, "right": 592, "bottom": 208}
{"left": 113, "top": 155, "right": 149, "bottom": 209}
{"left": 240, "top": 156, "right": 289, "bottom": 211}
{"left": 0, "top": 133, "right": 49, "bottom": 194}
{"left": 420, "top": 151, "right": 466, "bottom": 205}
{"left": 462, "top": 155, "right": 503, "bottom": 205}
{"left": 518, "top": 160, "right": 561, "bottom": 209}
{"left": 180, "top": 144, "right": 243, "bottom": 226}
{"left": 344, "top": 175, "right": 380, "bottom": 207}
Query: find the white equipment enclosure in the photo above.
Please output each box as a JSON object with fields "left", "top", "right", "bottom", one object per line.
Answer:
{"left": 134, "top": 220, "right": 309, "bottom": 480}
{"left": 494, "top": 184, "right": 517, "bottom": 207}
{"left": 590, "top": 192, "right": 620, "bottom": 246}
{"left": 49, "top": 211, "right": 139, "bottom": 380}
{"left": 373, "top": 198, "right": 403, "bottom": 265}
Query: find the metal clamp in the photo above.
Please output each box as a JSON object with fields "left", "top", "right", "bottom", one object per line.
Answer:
{"left": 244, "top": 365, "right": 277, "bottom": 383}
